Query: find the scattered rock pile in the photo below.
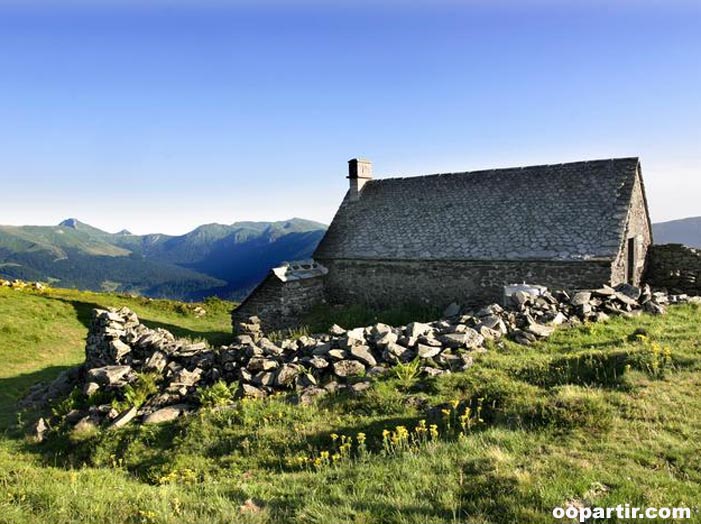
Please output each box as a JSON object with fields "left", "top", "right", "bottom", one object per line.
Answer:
{"left": 23, "top": 283, "right": 697, "bottom": 434}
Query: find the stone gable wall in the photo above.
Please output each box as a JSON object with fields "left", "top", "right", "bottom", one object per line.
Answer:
{"left": 645, "top": 244, "right": 701, "bottom": 295}
{"left": 231, "top": 273, "right": 325, "bottom": 332}
{"left": 317, "top": 258, "right": 612, "bottom": 308}
{"left": 610, "top": 171, "right": 652, "bottom": 286}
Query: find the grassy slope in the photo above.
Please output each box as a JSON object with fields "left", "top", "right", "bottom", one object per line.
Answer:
{"left": 0, "top": 288, "right": 700, "bottom": 523}
{"left": 0, "top": 287, "right": 234, "bottom": 428}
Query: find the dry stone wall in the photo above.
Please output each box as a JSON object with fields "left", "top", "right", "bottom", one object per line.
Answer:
{"left": 645, "top": 244, "right": 701, "bottom": 295}
{"left": 23, "top": 282, "right": 695, "bottom": 438}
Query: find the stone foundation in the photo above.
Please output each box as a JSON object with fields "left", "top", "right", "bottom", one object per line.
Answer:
{"left": 317, "top": 258, "right": 613, "bottom": 308}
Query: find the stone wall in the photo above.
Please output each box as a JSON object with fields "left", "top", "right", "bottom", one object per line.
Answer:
{"left": 645, "top": 244, "right": 701, "bottom": 295}
{"left": 610, "top": 171, "right": 652, "bottom": 286}
{"left": 317, "top": 258, "right": 613, "bottom": 308}
{"left": 231, "top": 273, "right": 325, "bottom": 332}
{"left": 25, "top": 282, "right": 687, "bottom": 435}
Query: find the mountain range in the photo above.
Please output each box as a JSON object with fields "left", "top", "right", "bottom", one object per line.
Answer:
{"left": 0, "top": 218, "right": 327, "bottom": 300}
{"left": 1, "top": 216, "right": 698, "bottom": 301}
{"left": 651, "top": 217, "right": 701, "bottom": 248}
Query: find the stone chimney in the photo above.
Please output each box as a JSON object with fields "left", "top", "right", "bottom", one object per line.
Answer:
{"left": 347, "top": 158, "right": 372, "bottom": 201}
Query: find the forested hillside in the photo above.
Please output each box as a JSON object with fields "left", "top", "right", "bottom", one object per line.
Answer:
{"left": 0, "top": 218, "right": 326, "bottom": 300}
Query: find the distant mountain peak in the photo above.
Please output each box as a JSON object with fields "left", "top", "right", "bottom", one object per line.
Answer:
{"left": 59, "top": 218, "right": 83, "bottom": 229}
{"left": 57, "top": 218, "right": 112, "bottom": 236}
{"left": 116, "top": 229, "right": 133, "bottom": 236}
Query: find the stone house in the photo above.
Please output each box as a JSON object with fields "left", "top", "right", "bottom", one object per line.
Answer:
{"left": 233, "top": 157, "right": 653, "bottom": 331}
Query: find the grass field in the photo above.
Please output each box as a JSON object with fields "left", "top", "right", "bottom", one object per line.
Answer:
{"left": 1, "top": 286, "right": 700, "bottom": 523}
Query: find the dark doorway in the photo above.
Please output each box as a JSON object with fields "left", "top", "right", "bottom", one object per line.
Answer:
{"left": 627, "top": 237, "right": 636, "bottom": 284}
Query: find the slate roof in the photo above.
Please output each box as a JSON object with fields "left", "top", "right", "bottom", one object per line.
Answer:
{"left": 314, "top": 158, "right": 642, "bottom": 262}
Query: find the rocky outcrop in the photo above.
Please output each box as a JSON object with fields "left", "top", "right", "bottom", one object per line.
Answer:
{"left": 21, "top": 283, "right": 696, "bottom": 433}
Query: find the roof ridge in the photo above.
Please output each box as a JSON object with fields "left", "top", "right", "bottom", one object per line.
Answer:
{"left": 375, "top": 157, "right": 640, "bottom": 183}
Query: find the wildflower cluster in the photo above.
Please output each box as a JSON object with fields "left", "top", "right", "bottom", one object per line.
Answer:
{"left": 383, "top": 419, "right": 441, "bottom": 454}
{"left": 287, "top": 397, "right": 485, "bottom": 469}
{"left": 644, "top": 340, "right": 673, "bottom": 377}
{"left": 440, "top": 398, "right": 484, "bottom": 440}
{"left": 288, "top": 431, "right": 368, "bottom": 469}
{"left": 135, "top": 509, "right": 158, "bottom": 524}
{"left": 157, "top": 467, "right": 199, "bottom": 485}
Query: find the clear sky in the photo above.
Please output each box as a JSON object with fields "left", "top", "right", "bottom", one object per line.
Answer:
{"left": 0, "top": 0, "right": 699, "bottom": 235}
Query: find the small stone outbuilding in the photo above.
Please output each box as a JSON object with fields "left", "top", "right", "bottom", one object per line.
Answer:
{"left": 233, "top": 157, "right": 653, "bottom": 330}
{"left": 231, "top": 260, "right": 327, "bottom": 332}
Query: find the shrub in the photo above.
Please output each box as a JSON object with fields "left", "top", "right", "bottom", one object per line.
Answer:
{"left": 51, "top": 388, "right": 85, "bottom": 418}
{"left": 116, "top": 373, "right": 160, "bottom": 410}
{"left": 393, "top": 358, "right": 422, "bottom": 391}
{"left": 197, "top": 381, "right": 236, "bottom": 408}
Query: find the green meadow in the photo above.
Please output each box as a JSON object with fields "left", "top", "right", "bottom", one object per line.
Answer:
{"left": 1, "top": 285, "right": 700, "bottom": 523}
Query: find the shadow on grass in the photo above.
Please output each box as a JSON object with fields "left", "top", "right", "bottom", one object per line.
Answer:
{"left": 0, "top": 365, "right": 74, "bottom": 432}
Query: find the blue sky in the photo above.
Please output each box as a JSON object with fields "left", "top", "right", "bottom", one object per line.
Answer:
{"left": 0, "top": 1, "right": 699, "bottom": 234}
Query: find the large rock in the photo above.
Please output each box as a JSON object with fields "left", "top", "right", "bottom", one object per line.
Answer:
{"left": 525, "top": 322, "right": 555, "bottom": 338}
{"left": 440, "top": 329, "right": 484, "bottom": 349}
{"left": 327, "top": 349, "right": 347, "bottom": 360}
{"left": 417, "top": 344, "right": 441, "bottom": 359}
{"left": 143, "top": 351, "right": 168, "bottom": 373}
{"left": 329, "top": 324, "right": 346, "bottom": 336}
{"left": 275, "top": 364, "right": 299, "bottom": 387}
{"left": 406, "top": 322, "right": 432, "bottom": 338}
{"left": 252, "top": 371, "right": 276, "bottom": 387}
{"left": 478, "top": 314, "right": 507, "bottom": 334}
{"left": 383, "top": 342, "right": 410, "bottom": 361}
{"left": 307, "top": 356, "right": 330, "bottom": 369}
{"left": 241, "top": 384, "right": 266, "bottom": 398}
{"left": 170, "top": 368, "right": 202, "bottom": 388}
{"left": 109, "top": 339, "right": 131, "bottom": 361}
{"left": 375, "top": 331, "right": 398, "bottom": 347}
{"left": 345, "top": 327, "right": 367, "bottom": 346}
{"left": 510, "top": 291, "right": 532, "bottom": 308}
{"left": 615, "top": 283, "right": 641, "bottom": 300}
{"left": 333, "top": 360, "right": 366, "bottom": 378}
{"left": 87, "top": 365, "right": 132, "bottom": 387}
{"left": 349, "top": 346, "right": 377, "bottom": 366}
{"left": 370, "top": 323, "right": 393, "bottom": 338}
{"left": 258, "top": 338, "right": 283, "bottom": 357}
{"left": 570, "top": 292, "right": 592, "bottom": 306}
{"left": 615, "top": 292, "right": 639, "bottom": 307}
{"left": 142, "top": 405, "right": 189, "bottom": 425}
{"left": 248, "top": 357, "right": 279, "bottom": 372}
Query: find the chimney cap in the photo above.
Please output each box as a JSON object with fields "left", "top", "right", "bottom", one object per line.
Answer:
{"left": 347, "top": 158, "right": 373, "bottom": 180}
